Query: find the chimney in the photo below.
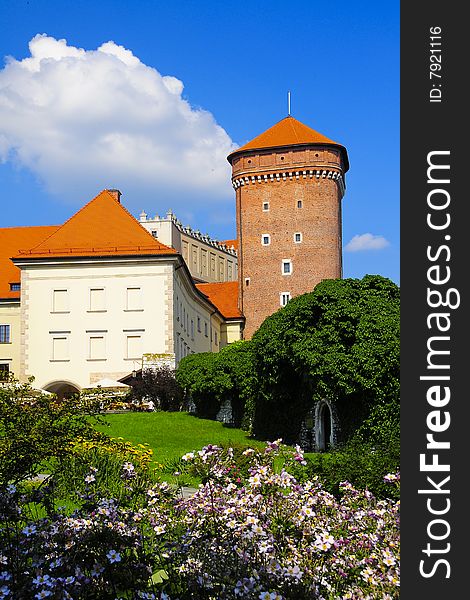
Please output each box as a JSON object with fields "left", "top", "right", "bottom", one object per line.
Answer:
{"left": 107, "top": 189, "right": 122, "bottom": 203}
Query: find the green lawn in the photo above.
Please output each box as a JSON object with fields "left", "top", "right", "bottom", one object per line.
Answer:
{"left": 95, "top": 411, "right": 266, "bottom": 467}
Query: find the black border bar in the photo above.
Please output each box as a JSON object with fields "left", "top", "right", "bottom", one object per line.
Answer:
{"left": 401, "top": 2, "right": 467, "bottom": 597}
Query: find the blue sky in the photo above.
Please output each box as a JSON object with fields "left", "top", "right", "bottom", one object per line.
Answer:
{"left": 0, "top": 0, "right": 399, "bottom": 284}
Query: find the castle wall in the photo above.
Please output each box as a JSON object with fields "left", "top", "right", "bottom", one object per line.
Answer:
{"left": 0, "top": 301, "right": 21, "bottom": 381}
{"left": 139, "top": 212, "right": 237, "bottom": 284}
{"left": 232, "top": 145, "right": 345, "bottom": 338}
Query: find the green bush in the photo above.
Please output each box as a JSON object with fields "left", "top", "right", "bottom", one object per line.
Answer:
{"left": 0, "top": 378, "right": 104, "bottom": 485}
{"left": 300, "top": 437, "right": 400, "bottom": 500}
{"left": 129, "top": 364, "right": 184, "bottom": 411}
{"left": 250, "top": 275, "right": 400, "bottom": 444}
{"left": 176, "top": 341, "right": 257, "bottom": 428}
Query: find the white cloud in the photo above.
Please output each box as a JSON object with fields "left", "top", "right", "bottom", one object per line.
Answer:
{"left": 0, "top": 34, "right": 237, "bottom": 212}
{"left": 345, "top": 233, "right": 390, "bottom": 252}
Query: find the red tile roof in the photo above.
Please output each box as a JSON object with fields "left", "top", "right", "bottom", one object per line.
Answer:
{"left": 0, "top": 225, "right": 59, "bottom": 299}
{"left": 196, "top": 281, "right": 242, "bottom": 319}
{"left": 14, "top": 190, "right": 177, "bottom": 260}
{"left": 222, "top": 239, "right": 238, "bottom": 251}
{"left": 228, "top": 116, "right": 349, "bottom": 171}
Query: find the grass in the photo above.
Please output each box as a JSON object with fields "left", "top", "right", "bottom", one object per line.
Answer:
{"left": 95, "top": 411, "right": 266, "bottom": 469}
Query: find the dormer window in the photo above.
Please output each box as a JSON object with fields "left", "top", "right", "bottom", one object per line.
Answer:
{"left": 10, "top": 283, "right": 20, "bottom": 292}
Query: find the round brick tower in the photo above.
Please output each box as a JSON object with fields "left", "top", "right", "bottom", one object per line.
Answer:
{"left": 228, "top": 115, "right": 349, "bottom": 339}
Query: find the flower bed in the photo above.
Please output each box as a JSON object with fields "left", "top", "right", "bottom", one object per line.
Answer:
{"left": 0, "top": 443, "right": 399, "bottom": 599}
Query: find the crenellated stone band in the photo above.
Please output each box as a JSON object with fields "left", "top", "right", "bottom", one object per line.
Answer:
{"left": 232, "top": 169, "right": 345, "bottom": 197}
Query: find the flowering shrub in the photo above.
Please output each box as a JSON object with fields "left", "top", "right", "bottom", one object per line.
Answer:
{"left": 53, "top": 436, "right": 156, "bottom": 505}
{"left": 0, "top": 476, "right": 160, "bottom": 599}
{"left": 166, "top": 442, "right": 400, "bottom": 599}
{"left": 0, "top": 440, "right": 399, "bottom": 600}
{"left": 0, "top": 442, "right": 399, "bottom": 599}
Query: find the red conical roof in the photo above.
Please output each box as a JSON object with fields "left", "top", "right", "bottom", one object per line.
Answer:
{"left": 228, "top": 116, "right": 349, "bottom": 171}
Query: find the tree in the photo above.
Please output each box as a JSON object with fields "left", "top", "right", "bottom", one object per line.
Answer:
{"left": 250, "top": 275, "right": 400, "bottom": 444}
{"left": 176, "top": 352, "right": 232, "bottom": 419}
{"left": 175, "top": 341, "right": 257, "bottom": 427}
{"left": 130, "top": 365, "right": 184, "bottom": 411}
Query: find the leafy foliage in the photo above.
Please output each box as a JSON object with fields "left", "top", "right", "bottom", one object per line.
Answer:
{"left": 129, "top": 365, "right": 184, "bottom": 411}
{"left": 250, "top": 275, "right": 400, "bottom": 443}
{"left": 0, "top": 378, "right": 103, "bottom": 485}
{"left": 302, "top": 437, "right": 401, "bottom": 501}
{"left": 175, "top": 341, "right": 257, "bottom": 427}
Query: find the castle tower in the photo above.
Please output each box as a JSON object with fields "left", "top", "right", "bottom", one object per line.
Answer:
{"left": 228, "top": 115, "right": 349, "bottom": 338}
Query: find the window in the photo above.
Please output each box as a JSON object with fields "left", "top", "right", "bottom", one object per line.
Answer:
{"left": 294, "top": 232, "right": 302, "bottom": 243}
{"left": 126, "top": 335, "right": 142, "bottom": 360}
{"left": 204, "top": 322, "right": 208, "bottom": 337}
{"left": 263, "top": 202, "right": 269, "bottom": 211}
{"left": 88, "top": 332, "right": 106, "bottom": 360}
{"left": 214, "top": 331, "right": 218, "bottom": 346}
{"left": 151, "top": 230, "right": 158, "bottom": 238}
{"left": 126, "top": 287, "right": 142, "bottom": 311}
{"left": 52, "top": 289, "right": 69, "bottom": 313}
{"left": 261, "top": 234, "right": 271, "bottom": 246}
{"left": 0, "top": 325, "right": 10, "bottom": 344}
{"left": 197, "top": 317, "right": 201, "bottom": 333}
{"left": 218, "top": 258, "right": 225, "bottom": 280}
{"left": 191, "top": 319, "right": 194, "bottom": 340}
{"left": 176, "top": 296, "right": 180, "bottom": 321}
{"left": 9, "top": 283, "right": 20, "bottom": 292}
{"left": 245, "top": 278, "right": 250, "bottom": 287}
{"left": 297, "top": 200, "right": 303, "bottom": 209}
{"left": 280, "top": 292, "right": 291, "bottom": 306}
{"left": 201, "top": 249, "right": 208, "bottom": 275}
{"left": 282, "top": 260, "right": 292, "bottom": 275}
{"left": 50, "top": 332, "right": 70, "bottom": 361}
{"left": 89, "top": 288, "right": 106, "bottom": 312}
{"left": 0, "top": 364, "right": 9, "bottom": 381}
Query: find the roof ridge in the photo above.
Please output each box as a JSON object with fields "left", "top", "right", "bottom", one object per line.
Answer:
{"left": 27, "top": 190, "right": 175, "bottom": 255}
{"left": 27, "top": 189, "right": 114, "bottom": 253}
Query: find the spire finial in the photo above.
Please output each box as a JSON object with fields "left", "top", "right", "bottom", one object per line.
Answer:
{"left": 287, "top": 91, "right": 291, "bottom": 116}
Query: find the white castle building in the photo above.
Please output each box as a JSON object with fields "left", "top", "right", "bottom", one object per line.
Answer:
{"left": 0, "top": 189, "right": 243, "bottom": 396}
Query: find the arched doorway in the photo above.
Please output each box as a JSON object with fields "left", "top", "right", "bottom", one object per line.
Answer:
{"left": 315, "top": 400, "right": 333, "bottom": 452}
{"left": 43, "top": 380, "right": 81, "bottom": 400}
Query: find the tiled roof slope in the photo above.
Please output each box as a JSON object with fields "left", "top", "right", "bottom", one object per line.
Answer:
{"left": 14, "top": 190, "right": 177, "bottom": 260}
{"left": 196, "top": 281, "right": 242, "bottom": 319}
{"left": 0, "top": 225, "right": 59, "bottom": 299}
{"left": 222, "top": 239, "right": 238, "bottom": 251}
{"left": 228, "top": 116, "right": 349, "bottom": 171}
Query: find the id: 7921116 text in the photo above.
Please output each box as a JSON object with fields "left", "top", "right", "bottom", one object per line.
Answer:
{"left": 429, "top": 26, "right": 442, "bottom": 103}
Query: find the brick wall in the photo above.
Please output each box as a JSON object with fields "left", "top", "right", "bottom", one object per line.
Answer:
{"left": 233, "top": 145, "right": 345, "bottom": 338}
